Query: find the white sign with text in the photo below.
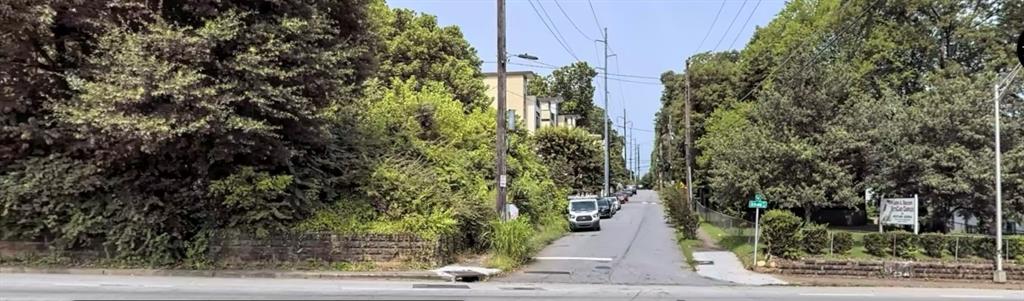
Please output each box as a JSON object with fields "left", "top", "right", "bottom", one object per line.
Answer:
{"left": 881, "top": 197, "right": 917, "bottom": 226}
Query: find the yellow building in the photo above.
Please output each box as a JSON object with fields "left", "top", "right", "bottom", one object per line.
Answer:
{"left": 483, "top": 72, "right": 576, "bottom": 133}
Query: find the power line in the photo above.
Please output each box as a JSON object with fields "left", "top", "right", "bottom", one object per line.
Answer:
{"left": 587, "top": 0, "right": 603, "bottom": 34}
{"left": 693, "top": 0, "right": 727, "bottom": 53}
{"left": 712, "top": 0, "right": 749, "bottom": 51}
{"left": 554, "top": 0, "right": 594, "bottom": 41}
{"left": 527, "top": 0, "right": 581, "bottom": 61}
{"left": 488, "top": 61, "right": 662, "bottom": 82}
{"left": 727, "top": 0, "right": 763, "bottom": 49}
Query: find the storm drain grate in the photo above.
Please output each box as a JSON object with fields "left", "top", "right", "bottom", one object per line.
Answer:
{"left": 412, "top": 284, "right": 470, "bottom": 289}
{"left": 523, "top": 270, "right": 571, "bottom": 275}
{"left": 593, "top": 265, "right": 611, "bottom": 270}
{"left": 694, "top": 260, "right": 714, "bottom": 265}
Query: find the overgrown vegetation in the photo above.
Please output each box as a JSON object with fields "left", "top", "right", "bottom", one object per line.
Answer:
{"left": 662, "top": 185, "right": 699, "bottom": 239}
{"left": 761, "top": 210, "right": 802, "bottom": 259}
{"left": 651, "top": 0, "right": 1024, "bottom": 230}
{"left": 0, "top": 0, "right": 566, "bottom": 266}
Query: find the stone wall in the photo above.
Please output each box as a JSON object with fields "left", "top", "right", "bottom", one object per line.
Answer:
{"left": 208, "top": 232, "right": 459, "bottom": 266}
{"left": 0, "top": 232, "right": 462, "bottom": 267}
{"left": 766, "top": 259, "right": 1024, "bottom": 281}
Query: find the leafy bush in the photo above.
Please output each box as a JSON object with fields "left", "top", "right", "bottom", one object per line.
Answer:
{"left": 918, "top": 233, "right": 948, "bottom": 258}
{"left": 946, "top": 236, "right": 976, "bottom": 258}
{"left": 831, "top": 231, "right": 853, "bottom": 254}
{"left": 863, "top": 233, "right": 888, "bottom": 257}
{"left": 888, "top": 231, "right": 916, "bottom": 258}
{"left": 1008, "top": 236, "right": 1024, "bottom": 261}
{"left": 801, "top": 224, "right": 829, "bottom": 255}
{"left": 662, "top": 185, "right": 699, "bottom": 239}
{"left": 761, "top": 210, "right": 802, "bottom": 259}
{"left": 973, "top": 236, "right": 996, "bottom": 259}
{"left": 489, "top": 219, "right": 533, "bottom": 264}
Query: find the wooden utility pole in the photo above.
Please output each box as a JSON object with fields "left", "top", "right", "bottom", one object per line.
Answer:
{"left": 495, "top": 0, "right": 508, "bottom": 219}
{"left": 684, "top": 59, "right": 694, "bottom": 203}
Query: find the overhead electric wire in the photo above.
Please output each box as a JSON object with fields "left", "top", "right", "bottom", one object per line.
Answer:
{"left": 554, "top": 0, "right": 595, "bottom": 41}
{"left": 527, "top": 0, "right": 581, "bottom": 61}
{"left": 727, "top": 0, "right": 763, "bottom": 49}
{"left": 587, "top": 0, "right": 603, "bottom": 33}
{"left": 712, "top": 0, "right": 749, "bottom": 51}
{"left": 693, "top": 0, "right": 727, "bottom": 53}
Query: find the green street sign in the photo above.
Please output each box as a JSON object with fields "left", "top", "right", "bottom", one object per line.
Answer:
{"left": 749, "top": 194, "right": 767, "bottom": 209}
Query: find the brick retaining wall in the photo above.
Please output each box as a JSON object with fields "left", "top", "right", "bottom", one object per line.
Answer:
{"left": 0, "top": 232, "right": 462, "bottom": 266}
{"left": 766, "top": 259, "right": 1024, "bottom": 281}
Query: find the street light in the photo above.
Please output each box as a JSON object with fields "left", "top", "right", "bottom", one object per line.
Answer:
{"left": 993, "top": 64, "right": 1021, "bottom": 283}
{"left": 514, "top": 53, "right": 539, "bottom": 61}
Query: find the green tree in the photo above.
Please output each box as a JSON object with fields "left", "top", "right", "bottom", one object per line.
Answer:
{"left": 370, "top": 1, "right": 488, "bottom": 110}
{"left": 533, "top": 127, "right": 603, "bottom": 194}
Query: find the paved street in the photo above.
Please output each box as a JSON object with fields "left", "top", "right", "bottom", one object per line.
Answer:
{"left": 497, "top": 190, "right": 720, "bottom": 285}
{"left": 2, "top": 273, "right": 1020, "bottom": 301}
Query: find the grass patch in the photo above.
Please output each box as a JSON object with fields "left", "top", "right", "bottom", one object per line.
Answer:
{"left": 699, "top": 222, "right": 765, "bottom": 268}
{"left": 485, "top": 219, "right": 567, "bottom": 271}
{"left": 675, "top": 234, "right": 700, "bottom": 271}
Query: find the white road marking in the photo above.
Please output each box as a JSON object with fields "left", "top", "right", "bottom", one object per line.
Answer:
{"left": 940, "top": 296, "right": 1004, "bottom": 299}
{"left": 533, "top": 256, "right": 613, "bottom": 262}
{"left": 54, "top": 283, "right": 99, "bottom": 287}
{"left": 798, "top": 293, "right": 874, "bottom": 297}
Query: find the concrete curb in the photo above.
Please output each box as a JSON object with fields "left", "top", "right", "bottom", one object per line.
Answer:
{"left": 0, "top": 266, "right": 447, "bottom": 281}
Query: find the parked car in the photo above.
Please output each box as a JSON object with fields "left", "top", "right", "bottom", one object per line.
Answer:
{"left": 567, "top": 198, "right": 601, "bottom": 231}
{"left": 615, "top": 191, "right": 630, "bottom": 203}
{"left": 598, "top": 198, "right": 616, "bottom": 218}
{"left": 624, "top": 185, "right": 637, "bottom": 196}
{"left": 607, "top": 196, "right": 621, "bottom": 212}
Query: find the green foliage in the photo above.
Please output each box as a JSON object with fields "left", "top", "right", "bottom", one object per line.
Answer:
{"left": 532, "top": 127, "right": 602, "bottom": 193}
{"left": 831, "top": 231, "right": 853, "bottom": 254}
{"left": 973, "top": 236, "right": 996, "bottom": 259}
{"left": 369, "top": 1, "right": 487, "bottom": 110}
{"left": 761, "top": 210, "right": 802, "bottom": 259}
{"left": 209, "top": 167, "right": 295, "bottom": 237}
{"left": 662, "top": 185, "right": 699, "bottom": 239}
{"left": 919, "top": 233, "right": 948, "bottom": 258}
{"left": 946, "top": 236, "right": 977, "bottom": 258}
{"left": 531, "top": 62, "right": 598, "bottom": 129}
{"left": 1008, "top": 236, "right": 1024, "bottom": 262}
{"left": 863, "top": 233, "right": 888, "bottom": 257}
{"left": 800, "top": 224, "right": 829, "bottom": 255}
{"left": 488, "top": 219, "right": 533, "bottom": 265}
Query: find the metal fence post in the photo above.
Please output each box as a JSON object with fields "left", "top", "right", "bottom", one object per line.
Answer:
{"left": 954, "top": 237, "right": 959, "bottom": 261}
{"left": 829, "top": 232, "right": 834, "bottom": 256}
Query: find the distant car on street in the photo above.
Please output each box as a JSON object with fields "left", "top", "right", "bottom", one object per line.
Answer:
{"left": 606, "top": 196, "right": 621, "bottom": 212}
{"left": 615, "top": 191, "right": 630, "bottom": 203}
{"left": 568, "top": 198, "right": 601, "bottom": 231}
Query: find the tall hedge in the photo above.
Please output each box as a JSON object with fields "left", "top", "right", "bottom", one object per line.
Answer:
{"left": 801, "top": 224, "right": 828, "bottom": 255}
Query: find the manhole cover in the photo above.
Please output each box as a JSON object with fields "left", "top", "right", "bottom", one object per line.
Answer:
{"left": 412, "top": 284, "right": 470, "bottom": 289}
{"left": 694, "top": 260, "right": 714, "bottom": 265}
{"left": 594, "top": 265, "right": 611, "bottom": 270}
{"left": 523, "top": 270, "right": 571, "bottom": 275}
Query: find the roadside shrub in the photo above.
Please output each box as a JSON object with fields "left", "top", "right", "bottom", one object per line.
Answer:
{"left": 888, "top": 231, "right": 916, "bottom": 258}
{"left": 761, "top": 210, "right": 802, "bottom": 259}
{"left": 918, "top": 233, "right": 948, "bottom": 258}
{"left": 831, "top": 231, "right": 853, "bottom": 254}
{"left": 800, "top": 223, "right": 829, "bottom": 255}
{"left": 863, "top": 233, "right": 888, "bottom": 257}
{"left": 661, "top": 185, "right": 699, "bottom": 239}
{"left": 945, "top": 236, "right": 970, "bottom": 258}
{"left": 1007, "top": 236, "right": 1024, "bottom": 261}
{"left": 488, "top": 219, "right": 533, "bottom": 264}
{"left": 973, "top": 236, "right": 996, "bottom": 259}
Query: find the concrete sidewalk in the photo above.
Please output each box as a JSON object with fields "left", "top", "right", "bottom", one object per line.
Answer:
{"left": 0, "top": 266, "right": 447, "bottom": 281}
{"left": 692, "top": 251, "right": 786, "bottom": 286}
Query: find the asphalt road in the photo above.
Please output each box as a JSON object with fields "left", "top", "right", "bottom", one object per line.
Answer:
{"left": 2, "top": 273, "right": 1020, "bottom": 301}
{"left": 496, "top": 190, "right": 720, "bottom": 285}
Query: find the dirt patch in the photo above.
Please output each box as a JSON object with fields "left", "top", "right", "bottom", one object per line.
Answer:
{"left": 695, "top": 228, "right": 722, "bottom": 251}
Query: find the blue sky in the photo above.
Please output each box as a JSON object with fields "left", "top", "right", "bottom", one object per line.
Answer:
{"left": 389, "top": 0, "right": 786, "bottom": 177}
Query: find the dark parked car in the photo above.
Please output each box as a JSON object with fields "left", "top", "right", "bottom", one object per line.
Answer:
{"left": 598, "top": 198, "right": 615, "bottom": 218}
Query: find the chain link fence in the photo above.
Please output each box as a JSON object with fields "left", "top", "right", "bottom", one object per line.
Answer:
{"left": 694, "top": 200, "right": 756, "bottom": 247}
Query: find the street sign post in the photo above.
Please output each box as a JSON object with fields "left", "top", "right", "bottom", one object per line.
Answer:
{"left": 749, "top": 194, "right": 766, "bottom": 268}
